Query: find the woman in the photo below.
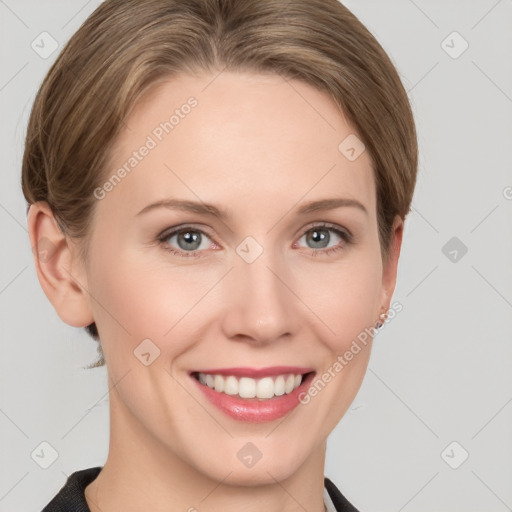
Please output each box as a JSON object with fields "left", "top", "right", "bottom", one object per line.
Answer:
{"left": 23, "top": 0, "right": 418, "bottom": 510}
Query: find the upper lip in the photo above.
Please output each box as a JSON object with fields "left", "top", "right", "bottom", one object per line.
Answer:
{"left": 192, "top": 366, "right": 315, "bottom": 378}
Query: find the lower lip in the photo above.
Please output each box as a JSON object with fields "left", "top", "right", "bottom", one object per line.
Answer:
{"left": 191, "top": 373, "right": 315, "bottom": 423}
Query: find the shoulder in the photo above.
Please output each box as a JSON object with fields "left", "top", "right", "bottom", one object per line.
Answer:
{"left": 324, "top": 477, "right": 361, "bottom": 512}
{"left": 41, "top": 466, "right": 102, "bottom": 512}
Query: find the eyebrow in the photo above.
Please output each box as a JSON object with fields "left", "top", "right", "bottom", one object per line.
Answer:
{"left": 136, "top": 197, "right": 368, "bottom": 219}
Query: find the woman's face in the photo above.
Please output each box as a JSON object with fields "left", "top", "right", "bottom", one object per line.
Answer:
{"left": 79, "top": 71, "right": 400, "bottom": 484}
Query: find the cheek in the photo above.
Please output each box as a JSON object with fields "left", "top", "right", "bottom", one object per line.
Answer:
{"left": 297, "top": 254, "right": 382, "bottom": 420}
{"left": 294, "top": 252, "right": 382, "bottom": 348}
{"left": 86, "top": 246, "right": 218, "bottom": 360}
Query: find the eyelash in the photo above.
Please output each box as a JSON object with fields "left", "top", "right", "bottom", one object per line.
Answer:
{"left": 157, "top": 222, "right": 354, "bottom": 259}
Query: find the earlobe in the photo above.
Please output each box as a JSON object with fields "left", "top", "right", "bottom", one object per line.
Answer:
{"left": 27, "top": 201, "right": 94, "bottom": 328}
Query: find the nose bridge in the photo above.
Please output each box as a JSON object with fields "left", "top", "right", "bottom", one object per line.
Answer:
{"left": 222, "top": 241, "right": 295, "bottom": 343}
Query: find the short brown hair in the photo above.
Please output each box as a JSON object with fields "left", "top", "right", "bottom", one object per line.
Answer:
{"left": 22, "top": 0, "right": 418, "bottom": 368}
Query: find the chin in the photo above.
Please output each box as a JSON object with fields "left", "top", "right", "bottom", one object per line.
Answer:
{"left": 195, "top": 441, "right": 311, "bottom": 486}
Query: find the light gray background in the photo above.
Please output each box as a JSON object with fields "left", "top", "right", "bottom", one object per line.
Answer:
{"left": 1, "top": 1, "right": 511, "bottom": 511}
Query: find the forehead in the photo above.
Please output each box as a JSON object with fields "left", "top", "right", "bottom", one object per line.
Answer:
{"left": 101, "top": 71, "right": 376, "bottom": 220}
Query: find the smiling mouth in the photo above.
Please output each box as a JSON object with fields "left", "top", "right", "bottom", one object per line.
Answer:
{"left": 191, "top": 371, "right": 315, "bottom": 400}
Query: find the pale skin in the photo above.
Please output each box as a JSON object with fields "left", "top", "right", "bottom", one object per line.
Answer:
{"left": 28, "top": 70, "right": 403, "bottom": 512}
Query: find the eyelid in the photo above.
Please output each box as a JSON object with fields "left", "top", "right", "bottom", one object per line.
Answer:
{"left": 299, "top": 221, "right": 353, "bottom": 240}
{"left": 158, "top": 223, "right": 215, "bottom": 241}
{"left": 157, "top": 224, "right": 218, "bottom": 255}
{"left": 157, "top": 221, "right": 354, "bottom": 257}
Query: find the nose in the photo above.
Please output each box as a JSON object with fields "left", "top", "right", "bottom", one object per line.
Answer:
{"left": 220, "top": 247, "right": 297, "bottom": 346}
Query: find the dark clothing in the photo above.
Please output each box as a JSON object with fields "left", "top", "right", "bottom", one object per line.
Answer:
{"left": 42, "top": 466, "right": 360, "bottom": 511}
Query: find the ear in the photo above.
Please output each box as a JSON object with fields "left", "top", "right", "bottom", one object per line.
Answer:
{"left": 379, "top": 215, "right": 404, "bottom": 312}
{"left": 27, "top": 201, "right": 94, "bottom": 328}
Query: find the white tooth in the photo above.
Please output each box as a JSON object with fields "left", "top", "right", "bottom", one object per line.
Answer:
{"left": 256, "top": 377, "right": 275, "bottom": 399}
{"left": 214, "top": 375, "right": 224, "bottom": 392}
{"left": 284, "top": 374, "right": 295, "bottom": 394}
{"left": 238, "top": 377, "right": 256, "bottom": 398}
{"left": 224, "top": 376, "right": 239, "bottom": 395}
{"left": 205, "top": 374, "right": 215, "bottom": 388}
{"left": 274, "top": 375, "right": 285, "bottom": 396}
{"left": 200, "top": 373, "right": 304, "bottom": 399}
